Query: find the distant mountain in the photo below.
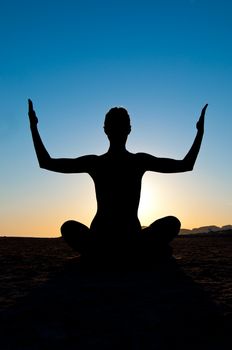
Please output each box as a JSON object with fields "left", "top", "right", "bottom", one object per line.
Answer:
{"left": 180, "top": 225, "right": 232, "bottom": 234}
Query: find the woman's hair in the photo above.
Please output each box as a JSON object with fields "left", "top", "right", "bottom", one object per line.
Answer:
{"left": 104, "top": 107, "right": 131, "bottom": 133}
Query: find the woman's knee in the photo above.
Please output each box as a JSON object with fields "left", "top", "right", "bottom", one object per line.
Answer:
{"left": 60, "top": 220, "right": 89, "bottom": 237}
{"left": 148, "top": 215, "right": 181, "bottom": 240}
{"left": 166, "top": 216, "right": 181, "bottom": 232}
{"left": 61, "top": 220, "right": 77, "bottom": 237}
{"left": 151, "top": 216, "right": 181, "bottom": 230}
{"left": 60, "top": 220, "right": 90, "bottom": 253}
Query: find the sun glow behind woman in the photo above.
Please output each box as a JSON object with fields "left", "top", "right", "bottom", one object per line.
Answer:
{"left": 138, "top": 175, "right": 159, "bottom": 227}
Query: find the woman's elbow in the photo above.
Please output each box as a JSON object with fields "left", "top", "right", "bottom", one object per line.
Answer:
{"left": 39, "top": 162, "right": 48, "bottom": 170}
{"left": 38, "top": 157, "right": 52, "bottom": 170}
{"left": 181, "top": 160, "right": 194, "bottom": 172}
{"left": 186, "top": 165, "right": 194, "bottom": 172}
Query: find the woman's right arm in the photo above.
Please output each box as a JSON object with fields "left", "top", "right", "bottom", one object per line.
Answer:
{"left": 28, "top": 99, "right": 52, "bottom": 169}
{"left": 28, "top": 99, "right": 96, "bottom": 173}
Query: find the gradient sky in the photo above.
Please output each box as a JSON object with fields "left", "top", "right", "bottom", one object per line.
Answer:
{"left": 1, "top": 0, "right": 231, "bottom": 237}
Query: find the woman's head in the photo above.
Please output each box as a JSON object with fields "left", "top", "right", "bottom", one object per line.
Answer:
{"left": 104, "top": 107, "right": 131, "bottom": 136}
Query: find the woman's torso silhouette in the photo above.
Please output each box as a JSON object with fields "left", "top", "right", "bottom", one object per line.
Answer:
{"left": 89, "top": 151, "right": 144, "bottom": 239}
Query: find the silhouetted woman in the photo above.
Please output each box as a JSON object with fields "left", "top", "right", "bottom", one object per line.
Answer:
{"left": 28, "top": 100, "right": 207, "bottom": 260}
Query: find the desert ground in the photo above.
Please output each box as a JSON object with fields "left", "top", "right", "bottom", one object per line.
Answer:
{"left": 0, "top": 232, "right": 231, "bottom": 349}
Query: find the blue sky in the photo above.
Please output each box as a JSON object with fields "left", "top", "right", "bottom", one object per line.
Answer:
{"left": 1, "top": 0, "right": 232, "bottom": 236}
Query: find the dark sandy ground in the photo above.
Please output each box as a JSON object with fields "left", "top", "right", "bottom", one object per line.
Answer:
{"left": 0, "top": 232, "right": 231, "bottom": 349}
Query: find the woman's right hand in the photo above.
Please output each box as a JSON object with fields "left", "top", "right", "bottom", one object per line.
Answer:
{"left": 196, "top": 103, "right": 208, "bottom": 133}
{"left": 28, "top": 99, "right": 38, "bottom": 127}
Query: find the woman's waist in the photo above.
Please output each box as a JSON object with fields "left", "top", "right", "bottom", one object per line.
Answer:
{"left": 90, "top": 213, "right": 141, "bottom": 234}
